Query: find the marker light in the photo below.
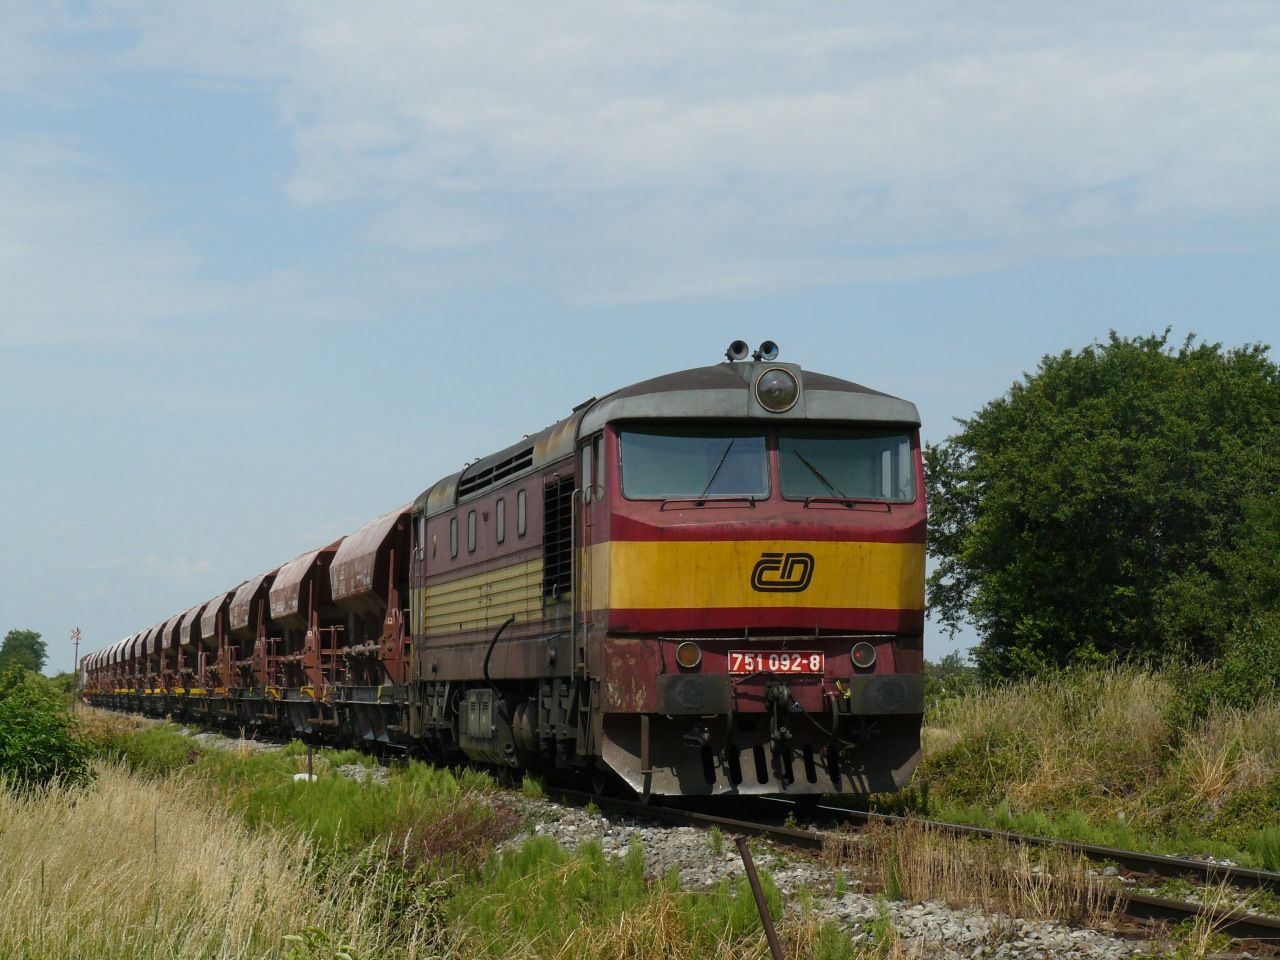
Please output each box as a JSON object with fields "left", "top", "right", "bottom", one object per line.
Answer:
{"left": 851, "top": 642, "right": 877, "bottom": 669}
{"left": 675, "top": 641, "right": 703, "bottom": 669}
{"left": 756, "top": 368, "right": 799, "bottom": 412}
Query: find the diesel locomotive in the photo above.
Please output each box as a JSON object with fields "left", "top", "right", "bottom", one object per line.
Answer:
{"left": 84, "top": 342, "right": 926, "bottom": 797}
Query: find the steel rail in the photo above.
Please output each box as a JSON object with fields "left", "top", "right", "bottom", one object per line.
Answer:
{"left": 546, "top": 788, "right": 1280, "bottom": 943}
{"left": 806, "top": 802, "right": 1280, "bottom": 894}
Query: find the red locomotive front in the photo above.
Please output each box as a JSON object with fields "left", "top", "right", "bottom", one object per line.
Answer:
{"left": 576, "top": 355, "right": 925, "bottom": 795}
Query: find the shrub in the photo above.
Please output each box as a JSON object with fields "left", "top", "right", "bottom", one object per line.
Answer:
{"left": 0, "top": 666, "right": 88, "bottom": 789}
{"left": 1167, "top": 613, "right": 1280, "bottom": 727}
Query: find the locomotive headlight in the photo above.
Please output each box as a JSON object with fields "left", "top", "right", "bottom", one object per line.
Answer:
{"left": 851, "top": 642, "right": 877, "bottom": 669}
{"left": 756, "top": 368, "right": 799, "bottom": 412}
{"left": 675, "top": 641, "right": 702, "bottom": 670}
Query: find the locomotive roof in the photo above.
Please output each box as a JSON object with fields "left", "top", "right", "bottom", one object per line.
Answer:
{"left": 414, "top": 360, "right": 920, "bottom": 518}
{"left": 578, "top": 361, "right": 920, "bottom": 434}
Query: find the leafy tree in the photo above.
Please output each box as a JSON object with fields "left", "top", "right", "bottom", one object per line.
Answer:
{"left": 0, "top": 629, "right": 47, "bottom": 674}
{"left": 927, "top": 331, "right": 1280, "bottom": 678}
{"left": 924, "top": 651, "right": 979, "bottom": 703}
{"left": 0, "top": 665, "right": 89, "bottom": 789}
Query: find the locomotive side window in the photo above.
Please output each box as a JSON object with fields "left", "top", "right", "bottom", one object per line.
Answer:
{"left": 618, "top": 425, "right": 768, "bottom": 499}
{"left": 592, "top": 433, "right": 605, "bottom": 500}
{"left": 467, "top": 510, "right": 477, "bottom": 553}
{"left": 580, "top": 445, "right": 593, "bottom": 503}
{"left": 414, "top": 514, "right": 425, "bottom": 560}
{"left": 779, "top": 429, "right": 916, "bottom": 502}
{"left": 450, "top": 517, "right": 458, "bottom": 558}
{"left": 496, "top": 497, "right": 506, "bottom": 544}
{"left": 517, "top": 489, "right": 527, "bottom": 536}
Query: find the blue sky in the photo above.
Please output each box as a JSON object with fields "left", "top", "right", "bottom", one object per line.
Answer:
{"left": 3, "top": 2, "right": 1278, "bottom": 673}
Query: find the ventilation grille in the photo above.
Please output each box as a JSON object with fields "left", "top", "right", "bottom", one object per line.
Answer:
{"left": 542, "top": 478, "right": 574, "bottom": 601}
{"left": 458, "top": 447, "right": 534, "bottom": 499}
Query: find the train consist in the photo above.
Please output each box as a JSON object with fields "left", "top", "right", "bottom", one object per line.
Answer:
{"left": 84, "top": 342, "right": 926, "bottom": 797}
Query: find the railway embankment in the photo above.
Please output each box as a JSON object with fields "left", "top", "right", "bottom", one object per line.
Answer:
{"left": 8, "top": 682, "right": 1279, "bottom": 958}
{"left": 913, "top": 665, "right": 1280, "bottom": 871}
{"left": 35, "top": 711, "right": 1183, "bottom": 959}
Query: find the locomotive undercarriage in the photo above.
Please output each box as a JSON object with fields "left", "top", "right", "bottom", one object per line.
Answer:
{"left": 403, "top": 666, "right": 921, "bottom": 798}
{"left": 600, "top": 709, "right": 922, "bottom": 797}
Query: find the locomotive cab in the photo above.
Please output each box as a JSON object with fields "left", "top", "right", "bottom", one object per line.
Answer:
{"left": 578, "top": 352, "right": 926, "bottom": 795}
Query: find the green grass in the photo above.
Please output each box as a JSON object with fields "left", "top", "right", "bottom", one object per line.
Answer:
{"left": 1248, "top": 827, "right": 1280, "bottom": 871}
{"left": 88, "top": 722, "right": 202, "bottom": 775}
{"left": 447, "top": 835, "right": 799, "bottom": 959}
{"left": 85, "top": 721, "right": 518, "bottom": 872}
{"left": 445, "top": 834, "right": 870, "bottom": 959}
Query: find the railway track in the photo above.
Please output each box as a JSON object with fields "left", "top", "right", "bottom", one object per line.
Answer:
{"left": 546, "top": 787, "right": 1280, "bottom": 946}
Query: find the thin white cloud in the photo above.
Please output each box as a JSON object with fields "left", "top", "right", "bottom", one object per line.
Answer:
{"left": 7, "top": 2, "right": 1280, "bottom": 304}
{"left": 275, "top": 2, "right": 1280, "bottom": 296}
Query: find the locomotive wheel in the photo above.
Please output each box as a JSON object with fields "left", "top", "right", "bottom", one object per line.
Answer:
{"left": 590, "top": 764, "right": 632, "bottom": 799}
{"left": 590, "top": 765, "right": 611, "bottom": 797}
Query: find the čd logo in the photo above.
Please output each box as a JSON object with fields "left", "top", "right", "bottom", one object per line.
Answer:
{"left": 750, "top": 552, "right": 815, "bottom": 592}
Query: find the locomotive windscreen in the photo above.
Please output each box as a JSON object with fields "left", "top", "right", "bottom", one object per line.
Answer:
{"left": 619, "top": 426, "right": 768, "bottom": 499}
{"left": 779, "top": 428, "right": 915, "bottom": 502}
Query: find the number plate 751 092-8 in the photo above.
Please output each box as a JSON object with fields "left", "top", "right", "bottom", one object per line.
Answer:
{"left": 727, "top": 651, "right": 824, "bottom": 675}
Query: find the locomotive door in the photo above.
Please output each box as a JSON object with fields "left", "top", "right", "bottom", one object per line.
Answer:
{"left": 575, "top": 433, "right": 607, "bottom": 675}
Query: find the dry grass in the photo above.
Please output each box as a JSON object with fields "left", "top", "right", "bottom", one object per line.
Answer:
{"left": 525, "top": 888, "right": 750, "bottom": 960}
{"left": 926, "top": 666, "right": 1171, "bottom": 816}
{"left": 1168, "top": 880, "right": 1252, "bottom": 960}
{"left": 450, "top": 882, "right": 897, "bottom": 960}
{"left": 0, "top": 762, "right": 439, "bottom": 960}
{"left": 74, "top": 705, "right": 152, "bottom": 736}
{"left": 1173, "top": 702, "right": 1280, "bottom": 807}
{"left": 925, "top": 666, "right": 1280, "bottom": 805}
{"left": 825, "top": 820, "right": 1120, "bottom": 930}
{"left": 921, "top": 665, "right": 1280, "bottom": 862}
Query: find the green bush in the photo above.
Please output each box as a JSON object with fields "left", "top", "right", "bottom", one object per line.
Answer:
{"left": 1168, "top": 613, "right": 1280, "bottom": 727}
{"left": 0, "top": 666, "right": 89, "bottom": 789}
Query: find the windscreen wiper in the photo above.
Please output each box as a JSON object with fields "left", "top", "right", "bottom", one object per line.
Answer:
{"left": 698, "top": 437, "right": 737, "bottom": 500}
{"left": 791, "top": 449, "right": 849, "bottom": 499}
